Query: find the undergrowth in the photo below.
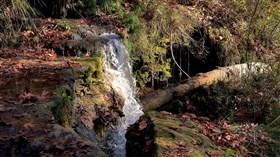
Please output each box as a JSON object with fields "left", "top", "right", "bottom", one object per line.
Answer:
{"left": 158, "top": 60, "right": 280, "bottom": 155}
{"left": 0, "top": 0, "right": 37, "bottom": 47}
{"left": 122, "top": 0, "right": 280, "bottom": 90}
{"left": 180, "top": 61, "right": 280, "bottom": 123}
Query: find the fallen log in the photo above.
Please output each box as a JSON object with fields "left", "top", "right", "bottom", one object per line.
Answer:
{"left": 141, "top": 62, "right": 270, "bottom": 112}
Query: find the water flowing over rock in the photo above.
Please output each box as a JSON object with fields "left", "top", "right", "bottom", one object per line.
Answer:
{"left": 100, "top": 33, "right": 144, "bottom": 156}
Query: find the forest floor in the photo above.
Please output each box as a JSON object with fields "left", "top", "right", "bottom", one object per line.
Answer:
{"left": 0, "top": 19, "right": 109, "bottom": 156}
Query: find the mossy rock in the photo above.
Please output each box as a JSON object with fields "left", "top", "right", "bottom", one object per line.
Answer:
{"left": 72, "top": 57, "right": 125, "bottom": 138}
{"left": 76, "top": 57, "right": 104, "bottom": 83}
{"left": 51, "top": 86, "right": 75, "bottom": 127}
{"left": 127, "top": 111, "right": 226, "bottom": 157}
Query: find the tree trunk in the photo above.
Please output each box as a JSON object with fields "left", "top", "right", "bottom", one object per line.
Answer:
{"left": 141, "top": 62, "right": 270, "bottom": 112}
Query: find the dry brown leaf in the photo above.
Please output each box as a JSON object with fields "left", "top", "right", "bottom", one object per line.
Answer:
{"left": 178, "top": 141, "right": 187, "bottom": 147}
{"left": 139, "top": 120, "right": 147, "bottom": 130}
{"left": 169, "top": 126, "right": 179, "bottom": 131}
{"left": 19, "top": 92, "right": 40, "bottom": 104}
{"left": 24, "top": 122, "right": 35, "bottom": 129}
{"left": 210, "top": 152, "right": 221, "bottom": 157}
{"left": 77, "top": 141, "right": 92, "bottom": 148}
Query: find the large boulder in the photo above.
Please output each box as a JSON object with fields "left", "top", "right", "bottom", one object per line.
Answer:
{"left": 126, "top": 111, "right": 226, "bottom": 157}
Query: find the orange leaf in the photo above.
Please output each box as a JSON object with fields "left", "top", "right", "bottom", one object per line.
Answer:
{"left": 139, "top": 120, "right": 147, "bottom": 130}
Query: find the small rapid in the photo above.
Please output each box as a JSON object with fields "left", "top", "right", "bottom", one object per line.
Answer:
{"left": 100, "top": 33, "right": 144, "bottom": 157}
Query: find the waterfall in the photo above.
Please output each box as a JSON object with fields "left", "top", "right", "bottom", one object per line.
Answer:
{"left": 100, "top": 33, "right": 144, "bottom": 157}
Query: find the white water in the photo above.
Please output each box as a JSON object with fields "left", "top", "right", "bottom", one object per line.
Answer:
{"left": 100, "top": 33, "right": 144, "bottom": 157}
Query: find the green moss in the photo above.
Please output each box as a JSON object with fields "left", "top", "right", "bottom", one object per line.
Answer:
{"left": 147, "top": 111, "right": 225, "bottom": 157}
{"left": 52, "top": 87, "right": 74, "bottom": 127}
{"left": 76, "top": 57, "right": 103, "bottom": 84}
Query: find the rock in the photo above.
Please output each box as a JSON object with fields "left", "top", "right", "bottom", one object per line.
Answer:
{"left": 0, "top": 55, "right": 124, "bottom": 156}
{"left": 126, "top": 111, "right": 225, "bottom": 157}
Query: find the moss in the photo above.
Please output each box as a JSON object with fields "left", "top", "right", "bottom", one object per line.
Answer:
{"left": 51, "top": 87, "right": 74, "bottom": 127}
{"left": 146, "top": 111, "right": 225, "bottom": 157}
{"left": 76, "top": 57, "right": 103, "bottom": 84}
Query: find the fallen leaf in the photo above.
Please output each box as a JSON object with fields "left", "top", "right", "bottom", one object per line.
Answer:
{"left": 169, "top": 126, "right": 179, "bottom": 131}
{"left": 31, "top": 78, "right": 47, "bottom": 83}
{"left": 0, "top": 104, "right": 13, "bottom": 112}
{"left": 139, "top": 120, "right": 147, "bottom": 130}
{"left": 230, "top": 140, "right": 239, "bottom": 148}
{"left": 77, "top": 141, "right": 92, "bottom": 148}
{"left": 212, "top": 128, "right": 222, "bottom": 133}
{"left": 178, "top": 141, "right": 187, "bottom": 147}
{"left": 191, "top": 139, "right": 203, "bottom": 146}
{"left": 181, "top": 114, "right": 190, "bottom": 120}
{"left": 168, "top": 145, "right": 179, "bottom": 150}
{"left": 0, "top": 104, "right": 6, "bottom": 111}
{"left": 156, "top": 114, "right": 165, "bottom": 119}
{"left": 210, "top": 152, "right": 221, "bottom": 157}
{"left": 24, "top": 122, "right": 35, "bottom": 129}
{"left": 19, "top": 91, "right": 40, "bottom": 104}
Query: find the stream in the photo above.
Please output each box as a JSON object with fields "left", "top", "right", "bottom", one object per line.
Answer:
{"left": 100, "top": 33, "right": 144, "bottom": 157}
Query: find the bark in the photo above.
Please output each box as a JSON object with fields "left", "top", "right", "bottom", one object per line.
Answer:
{"left": 141, "top": 62, "right": 270, "bottom": 112}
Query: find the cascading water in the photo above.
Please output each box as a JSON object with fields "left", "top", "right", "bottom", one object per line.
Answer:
{"left": 100, "top": 33, "right": 144, "bottom": 157}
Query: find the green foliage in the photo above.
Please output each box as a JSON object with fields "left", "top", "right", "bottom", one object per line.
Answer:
{"left": 124, "top": 0, "right": 279, "bottom": 90}
{"left": 129, "top": 28, "right": 173, "bottom": 88}
{"left": 244, "top": 0, "right": 280, "bottom": 47}
{"left": 226, "top": 148, "right": 238, "bottom": 157}
{"left": 52, "top": 87, "right": 74, "bottom": 127}
{"left": 180, "top": 0, "right": 280, "bottom": 65}
{"left": 72, "top": 0, "right": 124, "bottom": 15}
{"left": 264, "top": 61, "right": 280, "bottom": 155}
{"left": 235, "top": 0, "right": 280, "bottom": 62}
{"left": 77, "top": 57, "right": 103, "bottom": 85}
{"left": 125, "top": 0, "right": 205, "bottom": 88}
{"left": 123, "top": 14, "right": 141, "bottom": 33}
{"left": 56, "top": 19, "right": 71, "bottom": 31}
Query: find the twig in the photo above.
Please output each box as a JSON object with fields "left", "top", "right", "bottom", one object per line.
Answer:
{"left": 170, "top": 30, "right": 191, "bottom": 78}
{"left": 267, "top": 114, "right": 280, "bottom": 127}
